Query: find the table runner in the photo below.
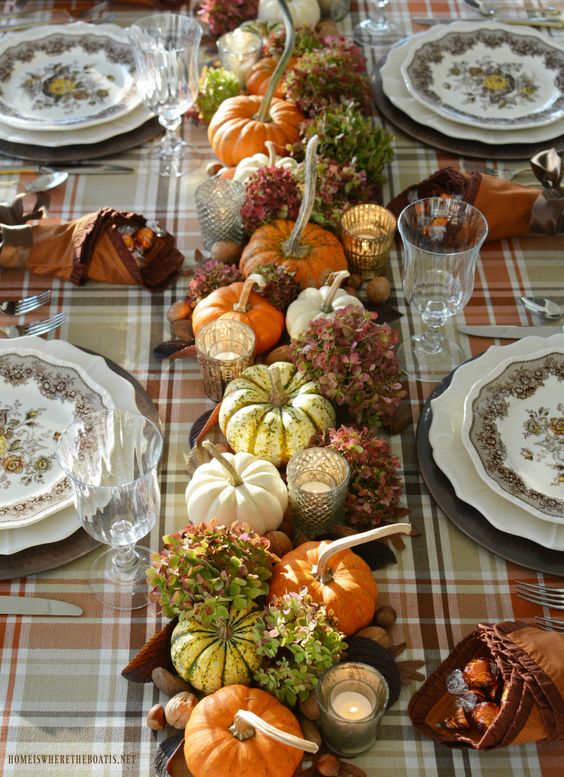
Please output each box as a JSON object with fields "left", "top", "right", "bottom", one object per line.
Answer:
{"left": 1, "top": 2, "right": 563, "bottom": 775}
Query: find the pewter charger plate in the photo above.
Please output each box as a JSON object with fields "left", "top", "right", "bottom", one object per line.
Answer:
{"left": 461, "top": 347, "right": 564, "bottom": 522}
{"left": 401, "top": 22, "right": 564, "bottom": 131}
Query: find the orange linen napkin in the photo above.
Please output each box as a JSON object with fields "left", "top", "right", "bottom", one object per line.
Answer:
{"left": 386, "top": 150, "right": 564, "bottom": 242}
{"left": 408, "top": 621, "right": 564, "bottom": 750}
{"left": 0, "top": 196, "right": 184, "bottom": 292}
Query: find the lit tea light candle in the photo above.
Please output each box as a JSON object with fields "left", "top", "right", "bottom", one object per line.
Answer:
{"left": 213, "top": 350, "right": 240, "bottom": 361}
{"left": 217, "top": 29, "right": 262, "bottom": 86}
{"left": 301, "top": 480, "right": 332, "bottom": 494}
{"left": 330, "top": 688, "right": 375, "bottom": 720}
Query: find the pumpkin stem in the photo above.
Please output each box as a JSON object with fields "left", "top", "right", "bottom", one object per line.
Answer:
{"left": 319, "top": 271, "right": 351, "bottom": 313}
{"left": 232, "top": 274, "right": 266, "bottom": 313}
{"left": 265, "top": 140, "right": 277, "bottom": 166}
{"left": 230, "top": 710, "right": 319, "bottom": 753}
{"left": 314, "top": 523, "right": 413, "bottom": 585}
{"left": 281, "top": 135, "right": 319, "bottom": 259}
{"left": 201, "top": 441, "right": 243, "bottom": 487}
{"left": 267, "top": 363, "right": 288, "bottom": 407}
{"left": 254, "top": 0, "right": 295, "bottom": 124}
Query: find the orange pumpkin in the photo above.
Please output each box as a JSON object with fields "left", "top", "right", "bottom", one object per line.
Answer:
{"left": 184, "top": 684, "right": 318, "bottom": 777}
{"left": 245, "top": 56, "right": 296, "bottom": 97}
{"left": 191, "top": 274, "right": 284, "bottom": 355}
{"left": 208, "top": 1, "right": 303, "bottom": 168}
{"left": 268, "top": 524, "right": 412, "bottom": 636}
{"left": 239, "top": 135, "right": 348, "bottom": 288}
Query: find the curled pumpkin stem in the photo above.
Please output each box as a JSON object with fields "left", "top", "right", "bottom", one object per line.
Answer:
{"left": 281, "top": 135, "right": 319, "bottom": 259}
{"left": 232, "top": 274, "right": 266, "bottom": 313}
{"left": 319, "top": 270, "right": 351, "bottom": 313}
{"left": 254, "top": 0, "right": 295, "bottom": 124}
{"left": 230, "top": 709, "right": 319, "bottom": 753}
{"left": 201, "top": 440, "right": 243, "bottom": 487}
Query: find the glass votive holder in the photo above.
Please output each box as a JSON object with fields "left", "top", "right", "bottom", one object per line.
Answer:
{"left": 316, "top": 662, "right": 390, "bottom": 757}
{"left": 286, "top": 447, "right": 350, "bottom": 536}
{"left": 340, "top": 204, "right": 397, "bottom": 277}
{"left": 195, "top": 319, "right": 255, "bottom": 402}
{"left": 195, "top": 177, "right": 245, "bottom": 250}
{"left": 217, "top": 28, "right": 262, "bottom": 87}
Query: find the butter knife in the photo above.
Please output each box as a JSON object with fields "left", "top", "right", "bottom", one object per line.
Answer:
{"left": 412, "top": 16, "right": 564, "bottom": 27}
{"left": 0, "top": 596, "right": 83, "bottom": 617}
{"left": 458, "top": 325, "right": 563, "bottom": 338}
{"left": 0, "top": 165, "right": 134, "bottom": 175}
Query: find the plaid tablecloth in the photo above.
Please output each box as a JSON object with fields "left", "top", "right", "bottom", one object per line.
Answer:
{"left": 1, "top": 2, "right": 563, "bottom": 775}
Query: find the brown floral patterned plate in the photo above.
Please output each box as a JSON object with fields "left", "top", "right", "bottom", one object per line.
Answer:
{"left": 0, "top": 23, "right": 140, "bottom": 131}
{"left": 461, "top": 346, "right": 564, "bottom": 523}
{"left": 401, "top": 22, "right": 564, "bottom": 131}
{"left": 0, "top": 347, "right": 114, "bottom": 530}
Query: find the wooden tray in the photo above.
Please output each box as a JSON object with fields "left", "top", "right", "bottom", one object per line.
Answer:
{"left": 0, "top": 347, "right": 160, "bottom": 580}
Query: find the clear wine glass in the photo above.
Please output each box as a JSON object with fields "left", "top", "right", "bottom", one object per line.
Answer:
{"left": 354, "top": 1, "right": 404, "bottom": 49}
{"left": 397, "top": 197, "right": 489, "bottom": 383}
{"left": 129, "top": 13, "right": 202, "bottom": 178}
{"left": 56, "top": 409, "right": 163, "bottom": 611}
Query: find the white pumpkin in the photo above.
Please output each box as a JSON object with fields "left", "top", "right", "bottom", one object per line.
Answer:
{"left": 286, "top": 270, "right": 365, "bottom": 340}
{"left": 258, "top": 0, "right": 321, "bottom": 28}
{"left": 185, "top": 441, "right": 287, "bottom": 534}
{"left": 233, "top": 140, "right": 298, "bottom": 184}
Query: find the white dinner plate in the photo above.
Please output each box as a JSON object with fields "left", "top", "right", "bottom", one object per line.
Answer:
{"left": 401, "top": 22, "right": 564, "bottom": 131}
{"left": 0, "top": 347, "right": 114, "bottom": 529}
{"left": 0, "top": 23, "right": 140, "bottom": 131}
{"left": 381, "top": 26, "right": 564, "bottom": 146}
{"left": 429, "top": 333, "right": 564, "bottom": 551}
{"left": 461, "top": 346, "right": 564, "bottom": 522}
{"left": 0, "top": 338, "right": 139, "bottom": 555}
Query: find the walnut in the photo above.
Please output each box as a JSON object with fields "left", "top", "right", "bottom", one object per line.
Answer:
{"left": 165, "top": 691, "right": 199, "bottom": 729}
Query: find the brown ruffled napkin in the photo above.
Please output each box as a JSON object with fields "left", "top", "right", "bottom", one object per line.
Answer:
{"left": 0, "top": 197, "right": 184, "bottom": 292}
{"left": 387, "top": 149, "right": 564, "bottom": 242}
{"left": 408, "top": 620, "right": 564, "bottom": 750}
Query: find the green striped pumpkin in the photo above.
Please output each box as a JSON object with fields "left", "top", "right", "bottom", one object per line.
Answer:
{"left": 170, "top": 605, "right": 262, "bottom": 693}
{"left": 219, "top": 362, "right": 335, "bottom": 467}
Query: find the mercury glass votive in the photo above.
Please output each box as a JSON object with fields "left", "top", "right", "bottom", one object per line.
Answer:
{"left": 195, "top": 320, "right": 255, "bottom": 402}
{"left": 286, "top": 447, "right": 350, "bottom": 535}
{"left": 195, "top": 177, "right": 245, "bottom": 250}
{"left": 340, "top": 204, "right": 397, "bottom": 277}
{"left": 316, "top": 662, "right": 389, "bottom": 757}
{"left": 217, "top": 28, "right": 262, "bottom": 87}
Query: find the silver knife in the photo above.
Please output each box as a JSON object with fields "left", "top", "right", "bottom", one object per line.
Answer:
{"left": 458, "top": 325, "right": 563, "bottom": 338}
{"left": 0, "top": 165, "right": 133, "bottom": 175}
{"left": 412, "top": 16, "right": 564, "bottom": 27}
{"left": 0, "top": 596, "right": 83, "bottom": 617}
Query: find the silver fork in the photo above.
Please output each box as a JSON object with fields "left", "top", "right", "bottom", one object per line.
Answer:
{"left": 515, "top": 581, "right": 564, "bottom": 610}
{"left": 0, "top": 312, "right": 65, "bottom": 339}
{"left": 535, "top": 615, "right": 564, "bottom": 632}
{"left": 0, "top": 290, "right": 51, "bottom": 317}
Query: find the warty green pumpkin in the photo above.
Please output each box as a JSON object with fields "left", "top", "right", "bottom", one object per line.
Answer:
{"left": 170, "top": 604, "right": 262, "bottom": 693}
{"left": 219, "top": 362, "right": 335, "bottom": 467}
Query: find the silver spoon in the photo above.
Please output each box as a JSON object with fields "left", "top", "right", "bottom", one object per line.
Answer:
{"left": 464, "top": 0, "right": 560, "bottom": 16}
{"left": 24, "top": 171, "right": 68, "bottom": 193}
{"left": 520, "top": 296, "right": 563, "bottom": 320}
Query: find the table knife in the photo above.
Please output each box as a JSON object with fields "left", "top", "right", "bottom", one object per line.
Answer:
{"left": 0, "top": 165, "right": 134, "bottom": 175}
{"left": 458, "top": 325, "right": 563, "bottom": 338}
{"left": 0, "top": 596, "right": 83, "bottom": 616}
{"left": 412, "top": 16, "right": 564, "bottom": 27}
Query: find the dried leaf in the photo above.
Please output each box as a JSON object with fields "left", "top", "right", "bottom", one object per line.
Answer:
{"left": 387, "top": 533, "right": 406, "bottom": 551}
{"left": 153, "top": 340, "right": 193, "bottom": 360}
{"left": 340, "top": 763, "right": 368, "bottom": 777}
{"left": 387, "top": 642, "right": 407, "bottom": 658}
{"left": 360, "top": 300, "right": 402, "bottom": 322}
{"left": 154, "top": 733, "right": 191, "bottom": 777}
{"left": 121, "top": 620, "right": 177, "bottom": 682}
{"left": 397, "top": 660, "right": 426, "bottom": 684}
{"left": 392, "top": 507, "right": 410, "bottom": 520}
{"left": 353, "top": 539, "right": 397, "bottom": 570}
{"left": 169, "top": 345, "right": 197, "bottom": 361}
{"left": 194, "top": 248, "right": 207, "bottom": 263}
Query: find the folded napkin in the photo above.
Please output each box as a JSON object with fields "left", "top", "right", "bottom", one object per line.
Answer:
{"left": 408, "top": 620, "right": 564, "bottom": 750}
{"left": 387, "top": 149, "right": 564, "bottom": 242}
{"left": 0, "top": 195, "right": 184, "bottom": 292}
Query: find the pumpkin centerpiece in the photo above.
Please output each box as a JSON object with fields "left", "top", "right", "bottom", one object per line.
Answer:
{"left": 208, "top": 0, "right": 304, "bottom": 167}
{"left": 268, "top": 523, "right": 412, "bottom": 636}
{"left": 219, "top": 361, "right": 336, "bottom": 467}
{"left": 185, "top": 685, "right": 318, "bottom": 777}
{"left": 285, "top": 269, "right": 365, "bottom": 339}
{"left": 239, "top": 135, "right": 348, "bottom": 289}
{"left": 185, "top": 440, "right": 288, "bottom": 534}
{"left": 191, "top": 273, "right": 285, "bottom": 355}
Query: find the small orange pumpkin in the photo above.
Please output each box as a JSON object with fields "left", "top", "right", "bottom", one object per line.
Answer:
{"left": 239, "top": 135, "right": 348, "bottom": 288}
{"left": 184, "top": 684, "right": 318, "bottom": 777}
{"left": 245, "top": 55, "right": 296, "bottom": 97}
{"left": 191, "top": 274, "right": 284, "bottom": 355}
{"left": 208, "top": 0, "right": 304, "bottom": 167}
{"left": 268, "top": 524, "right": 412, "bottom": 636}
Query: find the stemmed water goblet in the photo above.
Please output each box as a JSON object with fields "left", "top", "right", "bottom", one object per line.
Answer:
{"left": 354, "top": 1, "right": 405, "bottom": 49}
{"left": 56, "top": 409, "right": 163, "bottom": 610}
{"left": 129, "top": 13, "right": 202, "bottom": 178}
{"left": 397, "top": 197, "right": 489, "bottom": 383}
